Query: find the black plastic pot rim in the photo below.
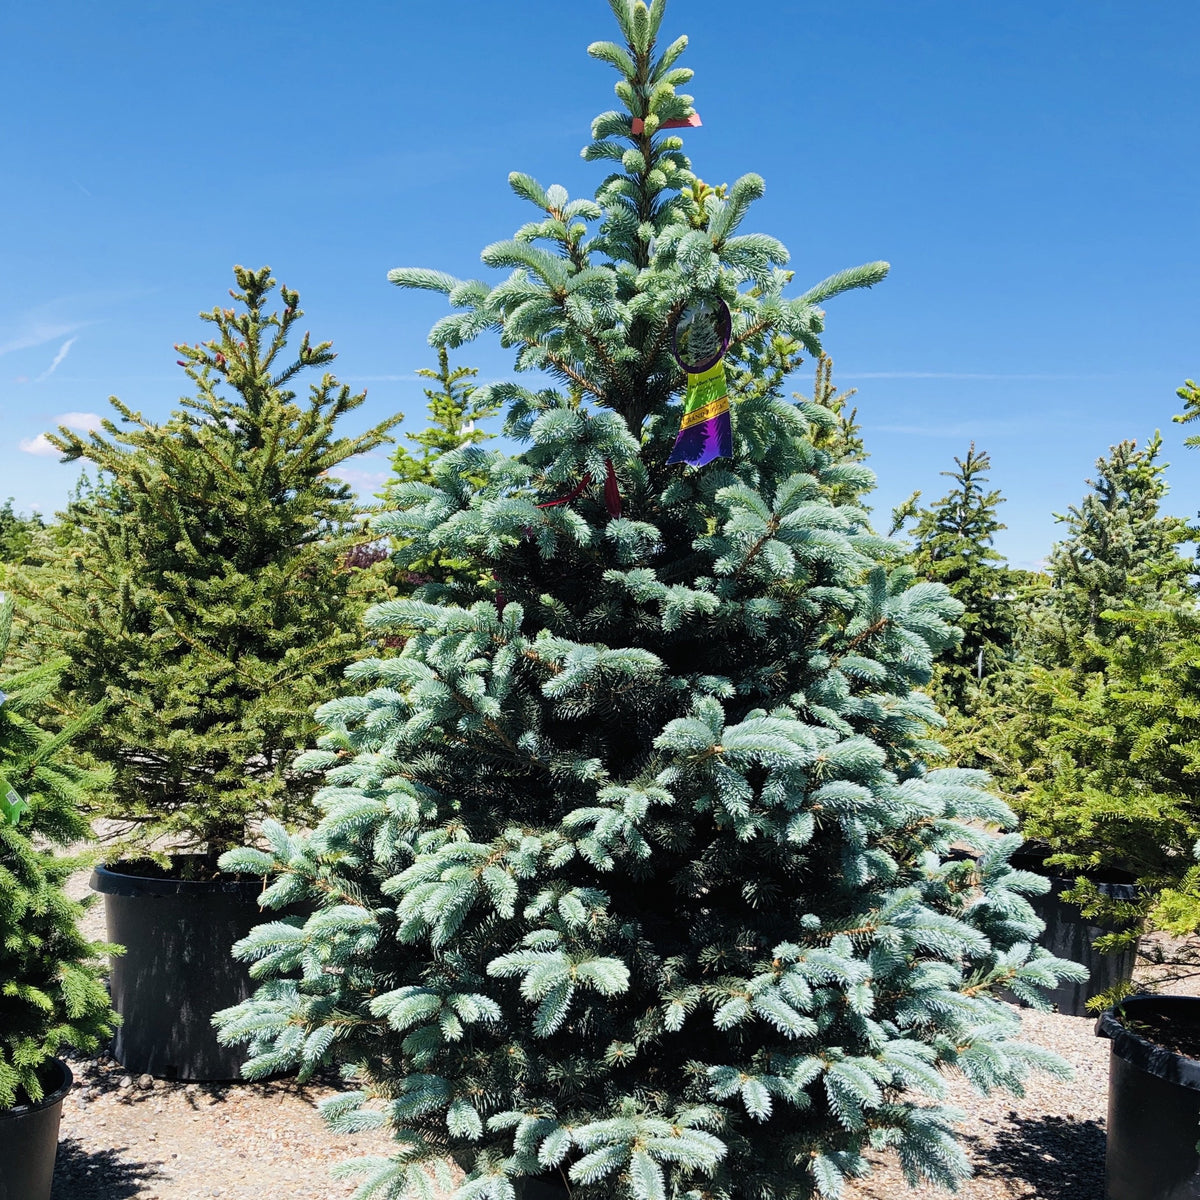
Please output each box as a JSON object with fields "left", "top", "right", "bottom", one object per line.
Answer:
{"left": 1003, "top": 852, "right": 1140, "bottom": 902}
{"left": 0, "top": 1057, "right": 73, "bottom": 1120}
{"left": 1096, "top": 994, "right": 1200, "bottom": 1092}
{"left": 91, "top": 859, "right": 267, "bottom": 899}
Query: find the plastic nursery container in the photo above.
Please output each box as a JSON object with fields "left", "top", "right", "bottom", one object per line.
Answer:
{"left": 1096, "top": 994, "right": 1200, "bottom": 1200}
{"left": 0, "top": 1056, "right": 73, "bottom": 1200}
{"left": 91, "top": 858, "right": 269, "bottom": 1081}
{"left": 513, "top": 1172, "right": 573, "bottom": 1200}
{"left": 1011, "top": 850, "right": 1139, "bottom": 1016}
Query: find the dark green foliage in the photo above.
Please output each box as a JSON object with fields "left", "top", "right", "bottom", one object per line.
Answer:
{"left": 1036, "top": 434, "right": 1194, "bottom": 670}
{"left": 387, "top": 348, "right": 499, "bottom": 488}
{"left": 1001, "top": 431, "right": 1194, "bottom": 803}
{"left": 907, "top": 445, "right": 1014, "bottom": 712}
{"left": 934, "top": 435, "right": 1192, "bottom": 790}
{"left": 1010, "top": 605, "right": 1200, "bottom": 946}
{"left": 0, "top": 595, "right": 115, "bottom": 1108}
{"left": 996, "top": 417, "right": 1200, "bottom": 991}
{"left": 924, "top": 568, "right": 1047, "bottom": 781}
{"left": 217, "top": 7, "right": 1079, "bottom": 1200}
{"left": 0, "top": 499, "right": 44, "bottom": 566}
{"left": 21, "top": 267, "right": 401, "bottom": 865}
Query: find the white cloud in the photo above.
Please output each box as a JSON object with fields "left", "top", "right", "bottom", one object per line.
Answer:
{"left": 18, "top": 434, "right": 59, "bottom": 456}
{"left": 0, "top": 286, "right": 155, "bottom": 363}
{"left": 0, "top": 320, "right": 86, "bottom": 358}
{"left": 34, "top": 336, "right": 78, "bottom": 382}
{"left": 17, "top": 412, "right": 103, "bottom": 456}
{"left": 333, "top": 467, "right": 390, "bottom": 491}
{"left": 56, "top": 411, "right": 104, "bottom": 432}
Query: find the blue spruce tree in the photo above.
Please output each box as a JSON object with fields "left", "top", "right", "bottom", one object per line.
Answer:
{"left": 217, "top": 4, "right": 1083, "bottom": 1198}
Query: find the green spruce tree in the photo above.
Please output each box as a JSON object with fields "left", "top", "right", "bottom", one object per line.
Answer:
{"left": 908, "top": 445, "right": 1014, "bottom": 711}
{"left": 0, "top": 594, "right": 115, "bottom": 1107}
{"left": 1004, "top": 432, "right": 1194, "bottom": 799}
{"left": 1011, "top": 601, "right": 1200, "bottom": 962}
{"left": 1175, "top": 376, "right": 1200, "bottom": 444}
{"left": 0, "top": 499, "right": 44, "bottom": 567}
{"left": 217, "top": 8, "right": 1080, "bottom": 1199}
{"left": 800, "top": 356, "right": 868, "bottom": 506}
{"left": 999, "top": 405, "right": 1200, "bottom": 980}
{"left": 387, "top": 348, "right": 499, "bottom": 489}
{"left": 377, "top": 348, "right": 501, "bottom": 594}
{"left": 21, "top": 267, "right": 401, "bottom": 867}
{"left": 1037, "top": 433, "right": 1193, "bottom": 670}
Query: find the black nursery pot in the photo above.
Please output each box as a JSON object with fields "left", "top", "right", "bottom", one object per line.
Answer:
{"left": 1096, "top": 995, "right": 1200, "bottom": 1200}
{"left": 0, "top": 1057, "right": 73, "bottom": 1200}
{"left": 513, "top": 1172, "right": 572, "bottom": 1200}
{"left": 1010, "top": 850, "right": 1139, "bottom": 1017}
{"left": 91, "top": 858, "right": 269, "bottom": 1082}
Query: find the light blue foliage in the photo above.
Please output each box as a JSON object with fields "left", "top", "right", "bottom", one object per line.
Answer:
{"left": 214, "top": 5, "right": 1080, "bottom": 1200}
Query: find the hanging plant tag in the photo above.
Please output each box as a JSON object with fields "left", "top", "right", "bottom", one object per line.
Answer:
{"left": 672, "top": 297, "right": 731, "bottom": 375}
{"left": 667, "top": 296, "right": 733, "bottom": 467}
{"left": 0, "top": 773, "right": 27, "bottom": 827}
{"left": 666, "top": 361, "right": 732, "bottom": 467}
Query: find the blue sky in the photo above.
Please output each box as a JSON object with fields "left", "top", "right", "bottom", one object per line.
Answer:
{"left": 2, "top": 0, "right": 1197, "bottom": 567}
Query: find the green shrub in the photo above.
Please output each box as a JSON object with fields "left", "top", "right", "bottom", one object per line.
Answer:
{"left": 20, "top": 269, "right": 400, "bottom": 867}
{"left": 0, "top": 594, "right": 115, "bottom": 1107}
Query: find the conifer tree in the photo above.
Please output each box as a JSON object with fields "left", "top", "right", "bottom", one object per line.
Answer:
{"left": 218, "top": 8, "right": 1079, "bottom": 1199}
{"left": 21, "top": 268, "right": 401, "bottom": 866}
{"left": 908, "top": 446, "right": 1014, "bottom": 711}
{"left": 1037, "top": 434, "right": 1193, "bottom": 670}
{"left": 387, "top": 348, "right": 499, "bottom": 489}
{"left": 1010, "top": 601, "right": 1200, "bottom": 962}
{"left": 379, "top": 348, "right": 501, "bottom": 593}
{"left": 1175, "top": 376, "right": 1200, "bottom": 445}
{"left": 0, "top": 594, "right": 115, "bottom": 1106}
{"left": 800, "top": 356, "right": 867, "bottom": 506}
{"left": 0, "top": 499, "right": 44, "bottom": 566}
{"left": 1000, "top": 402, "right": 1200, "bottom": 977}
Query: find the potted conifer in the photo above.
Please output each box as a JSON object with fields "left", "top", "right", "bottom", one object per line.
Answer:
{"left": 0, "top": 595, "right": 115, "bottom": 1200}
{"left": 215, "top": 6, "right": 1084, "bottom": 1198}
{"left": 1096, "top": 992, "right": 1200, "bottom": 1200}
{"left": 1090, "top": 387, "right": 1200, "bottom": 1198}
{"left": 17, "top": 268, "right": 401, "bottom": 1081}
{"left": 960, "top": 432, "right": 1198, "bottom": 1013}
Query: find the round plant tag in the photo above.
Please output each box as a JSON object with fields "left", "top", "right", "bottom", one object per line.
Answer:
{"left": 672, "top": 296, "right": 732, "bottom": 375}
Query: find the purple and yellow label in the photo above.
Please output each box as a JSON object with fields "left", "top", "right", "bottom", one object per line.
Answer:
{"left": 667, "top": 362, "right": 732, "bottom": 467}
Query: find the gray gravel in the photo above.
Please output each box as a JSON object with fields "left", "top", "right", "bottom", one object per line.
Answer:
{"left": 53, "top": 1053, "right": 394, "bottom": 1200}
{"left": 848, "top": 1007, "right": 1109, "bottom": 1200}
{"left": 59, "top": 861, "right": 1200, "bottom": 1199}
{"left": 50, "top": 1008, "right": 1114, "bottom": 1200}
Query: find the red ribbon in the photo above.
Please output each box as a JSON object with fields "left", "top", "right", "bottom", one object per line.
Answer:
{"left": 536, "top": 460, "right": 621, "bottom": 519}
{"left": 603, "top": 459, "right": 622, "bottom": 519}
{"left": 631, "top": 113, "right": 702, "bottom": 135}
{"left": 536, "top": 473, "right": 592, "bottom": 509}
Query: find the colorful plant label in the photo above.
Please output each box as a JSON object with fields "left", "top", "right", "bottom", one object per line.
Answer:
{"left": 666, "top": 361, "right": 732, "bottom": 467}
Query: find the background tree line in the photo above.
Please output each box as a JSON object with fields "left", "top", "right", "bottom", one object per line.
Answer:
{"left": 2, "top": 316, "right": 1198, "bottom": 965}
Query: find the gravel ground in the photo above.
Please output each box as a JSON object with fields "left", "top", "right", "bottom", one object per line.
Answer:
{"left": 53, "top": 1058, "right": 394, "bottom": 1200}
{"left": 846, "top": 1007, "right": 1108, "bottom": 1200}
{"left": 57, "top": 866, "right": 1200, "bottom": 1200}
{"left": 51, "top": 1008, "right": 1112, "bottom": 1200}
